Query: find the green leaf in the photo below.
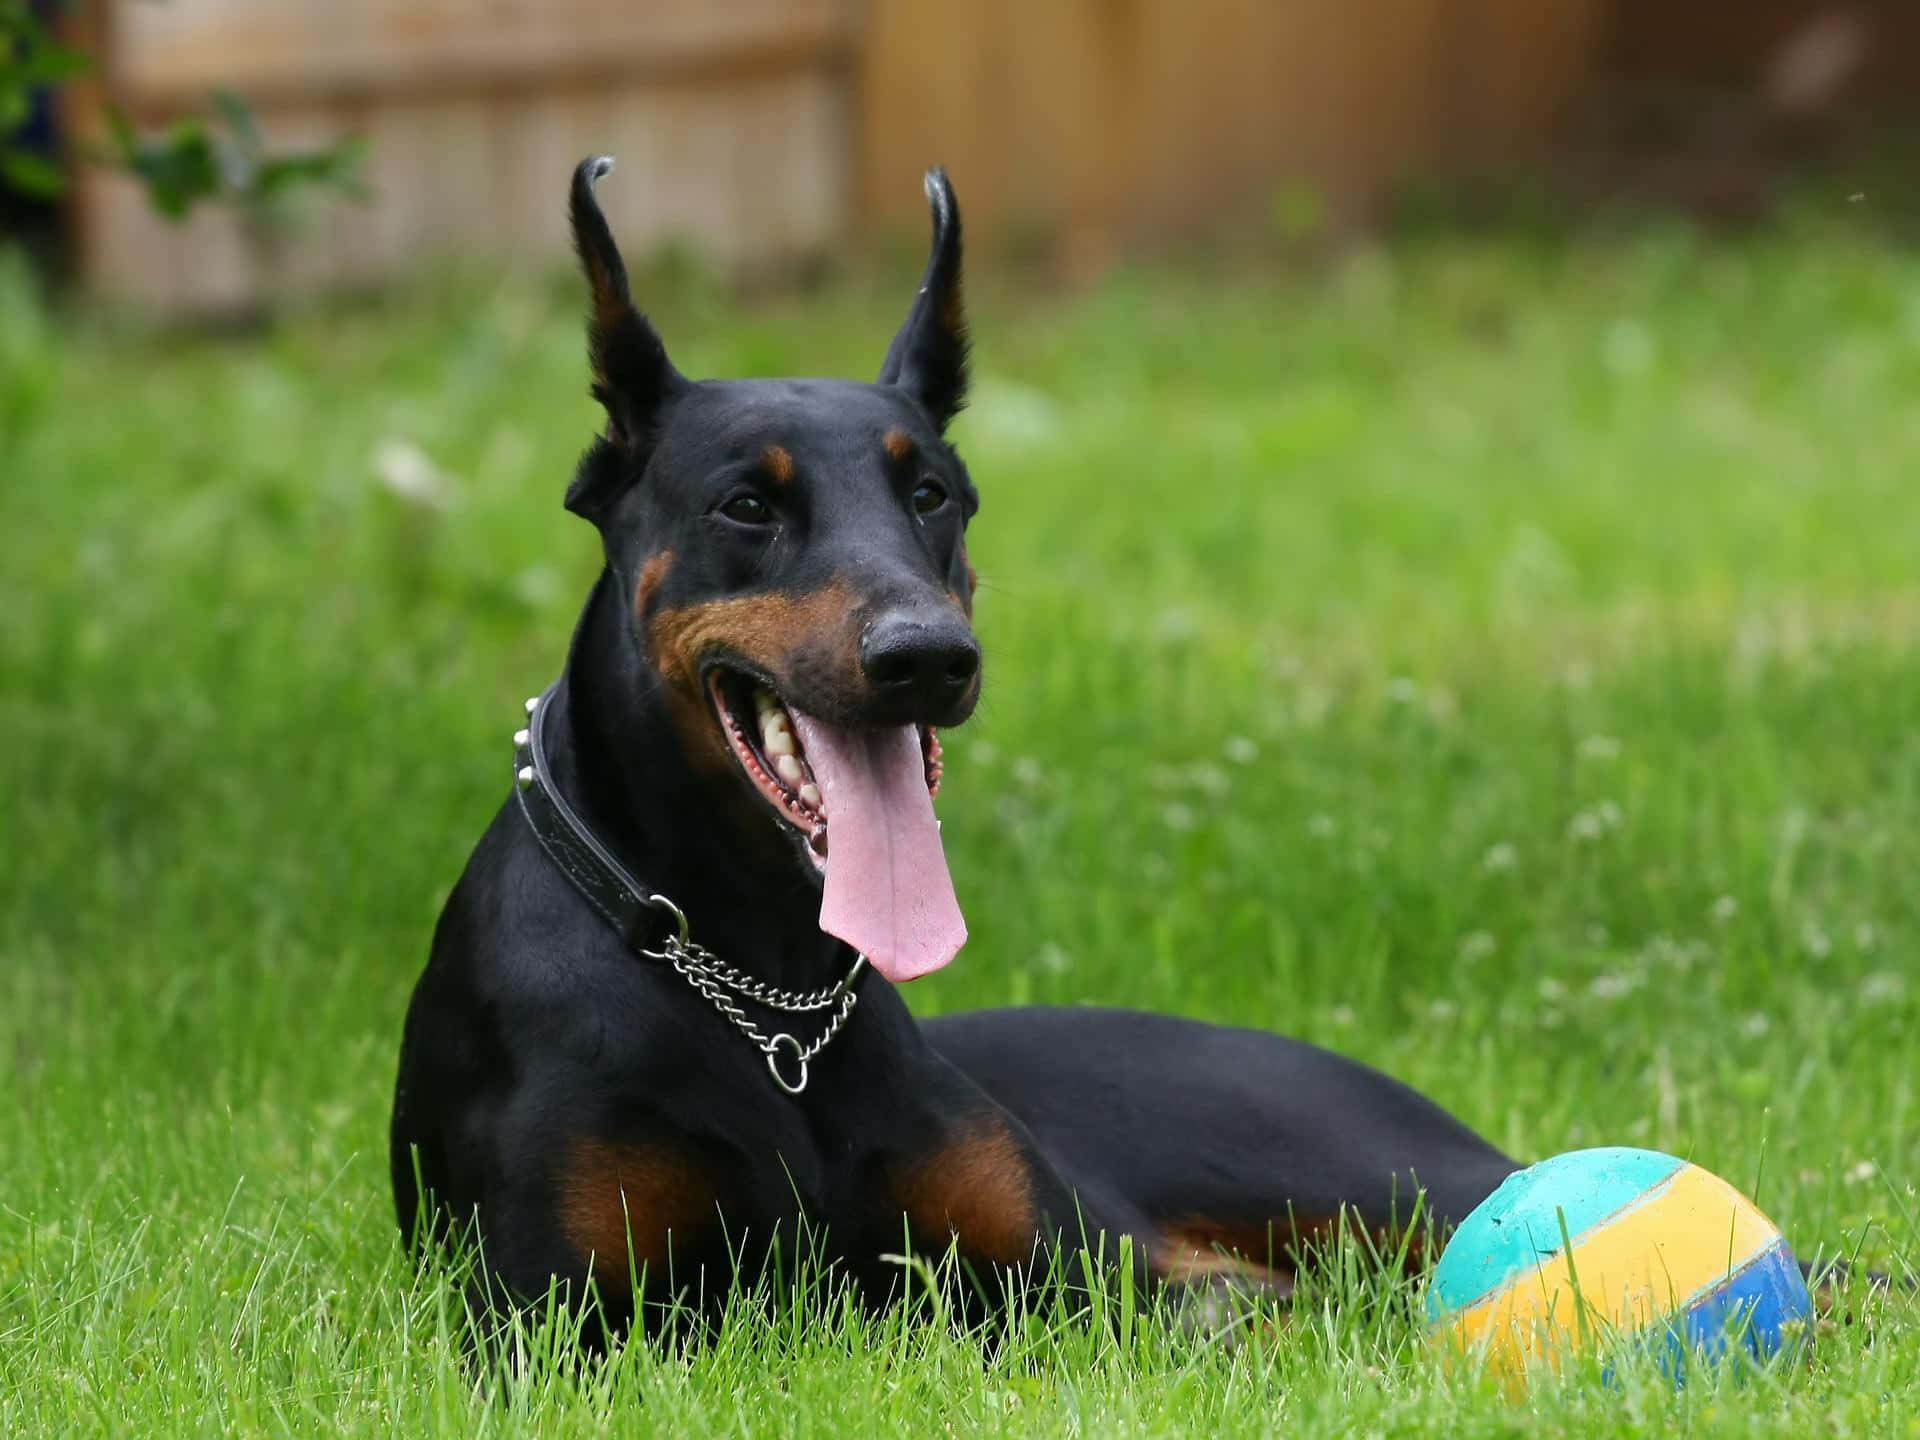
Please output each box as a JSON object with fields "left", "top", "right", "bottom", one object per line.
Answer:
{"left": 251, "top": 137, "right": 368, "bottom": 204}
{"left": 18, "top": 39, "right": 90, "bottom": 85}
{"left": 0, "top": 148, "right": 64, "bottom": 197}
{"left": 210, "top": 88, "right": 261, "bottom": 162}
{"left": 123, "top": 122, "right": 222, "bottom": 221}
{"left": 106, "top": 105, "right": 137, "bottom": 159}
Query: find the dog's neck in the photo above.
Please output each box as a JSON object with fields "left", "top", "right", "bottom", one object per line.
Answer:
{"left": 540, "top": 571, "right": 857, "bottom": 991}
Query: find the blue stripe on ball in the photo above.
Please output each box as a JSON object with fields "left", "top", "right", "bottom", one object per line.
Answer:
{"left": 1672, "top": 1238, "right": 1812, "bottom": 1364}
{"left": 1607, "top": 1240, "right": 1812, "bottom": 1386}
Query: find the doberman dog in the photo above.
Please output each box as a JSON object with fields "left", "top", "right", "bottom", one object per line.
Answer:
{"left": 387, "top": 155, "right": 1532, "bottom": 1340}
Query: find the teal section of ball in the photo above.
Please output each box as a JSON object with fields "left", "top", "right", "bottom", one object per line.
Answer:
{"left": 1427, "top": 1146, "right": 1687, "bottom": 1321}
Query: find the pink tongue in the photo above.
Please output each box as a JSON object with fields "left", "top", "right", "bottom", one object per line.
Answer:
{"left": 788, "top": 712, "right": 966, "bottom": 983}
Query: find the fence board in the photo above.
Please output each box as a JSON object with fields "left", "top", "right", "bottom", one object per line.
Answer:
{"left": 74, "top": 67, "right": 849, "bottom": 311}
{"left": 859, "top": 0, "right": 1607, "bottom": 248}
{"left": 110, "top": 0, "right": 856, "bottom": 109}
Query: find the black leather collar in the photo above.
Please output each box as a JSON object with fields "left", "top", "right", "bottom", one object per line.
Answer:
{"left": 512, "top": 684, "right": 687, "bottom": 954}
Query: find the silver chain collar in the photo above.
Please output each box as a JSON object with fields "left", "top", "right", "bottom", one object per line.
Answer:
{"left": 515, "top": 691, "right": 867, "bottom": 1096}
{"left": 643, "top": 914, "right": 868, "bottom": 1095}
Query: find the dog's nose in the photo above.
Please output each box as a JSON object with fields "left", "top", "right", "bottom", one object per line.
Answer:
{"left": 860, "top": 610, "right": 981, "bottom": 723}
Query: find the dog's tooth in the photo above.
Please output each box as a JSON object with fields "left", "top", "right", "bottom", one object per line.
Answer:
{"left": 775, "top": 754, "right": 805, "bottom": 785}
{"left": 799, "top": 782, "right": 822, "bottom": 809}
{"left": 754, "top": 687, "right": 778, "bottom": 715}
{"left": 764, "top": 728, "right": 795, "bottom": 758}
{"left": 762, "top": 708, "right": 790, "bottom": 735}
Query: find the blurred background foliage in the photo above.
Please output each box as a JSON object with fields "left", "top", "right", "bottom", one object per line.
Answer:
{"left": 3, "top": 0, "right": 365, "bottom": 271}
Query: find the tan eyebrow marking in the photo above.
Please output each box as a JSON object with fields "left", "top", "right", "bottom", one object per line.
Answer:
{"left": 634, "top": 549, "right": 674, "bottom": 618}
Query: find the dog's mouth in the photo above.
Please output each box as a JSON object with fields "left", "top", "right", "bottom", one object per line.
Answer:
{"left": 708, "top": 670, "right": 944, "bottom": 867}
{"left": 707, "top": 668, "right": 964, "bottom": 983}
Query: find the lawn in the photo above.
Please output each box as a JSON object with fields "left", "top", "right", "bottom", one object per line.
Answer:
{"left": 2, "top": 210, "right": 1918, "bottom": 1435}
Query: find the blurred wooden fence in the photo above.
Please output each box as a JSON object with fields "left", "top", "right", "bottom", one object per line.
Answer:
{"left": 68, "top": 0, "right": 857, "bottom": 309}
{"left": 860, "top": 0, "right": 1606, "bottom": 264}
{"left": 67, "top": 0, "right": 1889, "bottom": 311}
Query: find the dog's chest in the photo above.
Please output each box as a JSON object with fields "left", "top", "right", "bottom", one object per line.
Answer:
{"left": 810, "top": 1107, "right": 1046, "bottom": 1274}
{"left": 877, "top": 1113, "right": 1044, "bottom": 1267}
{"left": 555, "top": 1104, "right": 1047, "bottom": 1297}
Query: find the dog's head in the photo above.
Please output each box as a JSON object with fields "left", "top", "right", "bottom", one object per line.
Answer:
{"left": 564, "top": 157, "right": 978, "bottom": 982}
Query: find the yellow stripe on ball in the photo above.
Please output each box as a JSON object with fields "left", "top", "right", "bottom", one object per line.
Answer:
{"left": 1449, "top": 1161, "right": 1781, "bottom": 1373}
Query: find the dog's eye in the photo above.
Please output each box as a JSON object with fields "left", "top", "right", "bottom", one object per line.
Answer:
{"left": 911, "top": 481, "right": 948, "bottom": 517}
{"left": 719, "top": 494, "right": 774, "bottom": 526}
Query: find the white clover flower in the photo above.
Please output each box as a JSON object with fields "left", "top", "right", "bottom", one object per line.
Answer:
{"left": 512, "top": 565, "right": 562, "bottom": 608}
{"left": 1604, "top": 318, "right": 1655, "bottom": 375}
{"left": 1860, "top": 971, "right": 1905, "bottom": 1003}
{"left": 1152, "top": 606, "right": 1198, "bottom": 643}
{"left": 1186, "top": 763, "right": 1231, "bottom": 797}
{"left": 373, "top": 437, "right": 457, "bottom": 509}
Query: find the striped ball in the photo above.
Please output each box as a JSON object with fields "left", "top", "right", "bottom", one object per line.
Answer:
{"left": 1427, "top": 1147, "right": 1813, "bottom": 1384}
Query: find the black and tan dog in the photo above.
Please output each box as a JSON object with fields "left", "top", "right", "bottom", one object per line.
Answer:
{"left": 389, "top": 157, "right": 1523, "bottom": 1339}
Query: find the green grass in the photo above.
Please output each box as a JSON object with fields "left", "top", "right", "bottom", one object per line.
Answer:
{"left": 3, "top": 211, "right": 1918, "bottom": 1435}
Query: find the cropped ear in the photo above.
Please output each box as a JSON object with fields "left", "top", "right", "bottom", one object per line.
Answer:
{"left": 567, "top": 155, "right": 685, "bottom": 519}
{"left": 877, "top": 168, "right": 968, "bottom": 431}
